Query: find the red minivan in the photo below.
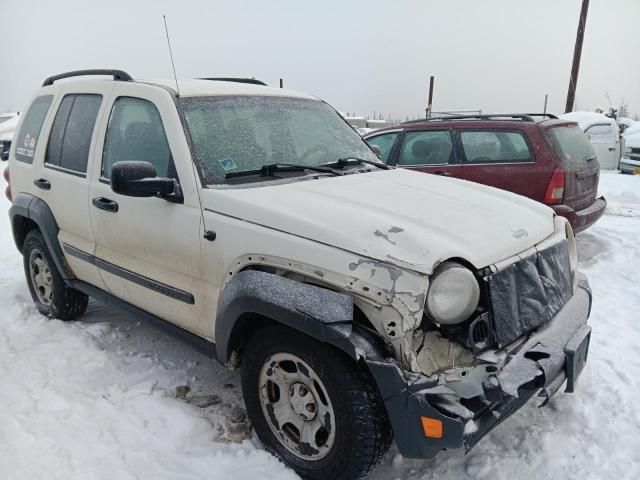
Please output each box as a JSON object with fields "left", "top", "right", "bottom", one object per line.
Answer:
{"left": 364, "top": 114, "right": 607, "bottom": 233}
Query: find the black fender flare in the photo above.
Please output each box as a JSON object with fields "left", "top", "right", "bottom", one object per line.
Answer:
{"left": 215, "top": 270, "right": 461, "bottom": 459}
{"left": 215, "top": 269, "right": 389, "bottom": 365}
{"left": 9, "top": 192, "right": 74, "bottom": 280}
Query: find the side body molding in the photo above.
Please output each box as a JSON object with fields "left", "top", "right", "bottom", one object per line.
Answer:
{"left": 9, "top": 192, "right": 74, "bottom": 280}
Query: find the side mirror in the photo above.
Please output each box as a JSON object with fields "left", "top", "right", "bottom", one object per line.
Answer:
{"left": 370, "top": 144, "right": 383, "bottom": 159}
{"left": 111, "top": 161, "right": 181, "bottom": 201}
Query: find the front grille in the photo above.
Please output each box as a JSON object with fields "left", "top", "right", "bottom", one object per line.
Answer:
{"left": 485, "top": 240, "right": 573, "bottom": 348}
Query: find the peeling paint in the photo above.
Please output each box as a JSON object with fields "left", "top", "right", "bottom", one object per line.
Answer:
{"left": 323, "top": 411, "right": 332, "bottom": 434}
{"left": 298, "top": 441, "right": 320, "bottom": 456}
{"left": 265, "top": 402, "right": 280, "bottom": 430}
{"left": 374, "top": 229, "right": 396, "bottom": 245}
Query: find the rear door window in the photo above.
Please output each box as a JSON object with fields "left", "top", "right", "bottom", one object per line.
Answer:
{"left": 46, "top": 94, "right": 103, "bottom": 175}
{"left": 365, "top": 132, "right": 400, "bottom": 163}
{"left": 459, "top": 130, "right": 533, "bottom": 164}
{"left": 546, "top": 125, "right": 596, "bottom": 164}
{"left": 397, "top": 130, "right": 454, "bottom": 166}
{"left": 102, "top": 97, "right": 172, "bottom": 179}
{"left": 14, "top": 95, "right": 54, "bottom": 163}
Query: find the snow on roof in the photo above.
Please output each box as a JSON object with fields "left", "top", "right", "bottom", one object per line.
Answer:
{"left": 366, "top": 119, "right": 387, "bottom": 124}
{"left": 623, "top": 122, "right": 640, "bottom": 138}
{"left": 559, "top": 111, "right": 618, "bottom": 132}
{"left": 618, "top": 117, "right": 635, "bottom": 127}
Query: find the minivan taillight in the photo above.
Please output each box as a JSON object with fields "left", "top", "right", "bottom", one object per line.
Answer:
{"left": 3, "top": 167, "right": 11, "bottom": 202}
{"left": 544, "top": 169, "right": 565, "bottom": 205}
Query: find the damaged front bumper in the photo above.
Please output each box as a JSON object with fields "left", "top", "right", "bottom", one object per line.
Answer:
{"left": 366, "top": 274, "right": 592, "bottom": 459}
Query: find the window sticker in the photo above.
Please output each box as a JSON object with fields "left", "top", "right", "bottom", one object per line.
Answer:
{"left": 15, "top": 95, "right": 54, "bottom": 163}
{"left": 217, "top": 157, "right": 237, "bottom": 171}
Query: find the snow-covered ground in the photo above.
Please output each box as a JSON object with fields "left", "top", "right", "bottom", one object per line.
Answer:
{"left": 0, "top": 171, "right": 639, "bottom": 479}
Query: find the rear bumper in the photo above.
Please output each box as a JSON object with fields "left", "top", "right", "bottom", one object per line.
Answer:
{"left": 552, "top": 196, "right": 607, "bottom": 233}
{"left": 366, "top": 275, "right": 592, "bottom": 459}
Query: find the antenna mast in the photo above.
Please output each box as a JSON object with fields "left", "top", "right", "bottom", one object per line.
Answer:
{"left": 163, "top": 15, "right": 180, "bottom": 95}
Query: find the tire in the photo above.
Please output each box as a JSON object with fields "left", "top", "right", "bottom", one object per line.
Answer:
{"left": 22, "top": 229, "right": 88, "bottom": 321}
{"left": 241, "top": 325, "right": 392, "bottom": 480}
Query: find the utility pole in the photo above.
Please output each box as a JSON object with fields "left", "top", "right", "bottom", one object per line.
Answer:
{"left": 425, "top": 76, "right": 435, "bottom": 118}
{"left": 565, "top": 0, "right": 589, "bottom": 113}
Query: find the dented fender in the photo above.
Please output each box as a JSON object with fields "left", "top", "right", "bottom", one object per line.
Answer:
{"left": 215, "top": 270, "right": 391, "bottom": 365}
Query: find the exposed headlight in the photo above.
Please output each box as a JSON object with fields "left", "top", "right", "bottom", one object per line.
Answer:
{"left": 426, "top": 262, "right": 480, "bottom": 325}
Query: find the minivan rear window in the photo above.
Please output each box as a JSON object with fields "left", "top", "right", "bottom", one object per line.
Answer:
{"left": 546, "top": 125, "right": 596, "bottom": 164}
{"left": 15, "top": 95, "right": 53, "bottom": 163}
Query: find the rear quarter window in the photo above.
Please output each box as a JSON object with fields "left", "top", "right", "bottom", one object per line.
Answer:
{"left": 546, "top": 125, "right": 595, "bottom": 164}
{"left": 459, "top": 130, "right": 533, "bottom": 164}
{"left": 14, "top": 95, "right": 54, "bottom": 163}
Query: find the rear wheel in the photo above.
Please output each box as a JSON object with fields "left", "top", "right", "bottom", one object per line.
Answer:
{"left": 241, "top": 326, "right": 392, "bottom": 480}
{"left": 23, "top": 230, "right": 88, "bottom": 320}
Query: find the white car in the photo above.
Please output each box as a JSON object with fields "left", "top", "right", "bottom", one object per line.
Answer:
{"left": 620, "top": 132, "right": 640, "bottom": 174}
{"left": 0, "top": 113, "right": 20, "bottom": 161}
{"left": 560, "top": 111, "right": 621, "bottom": 170}
{"left": 5, "top": 69, "right": 592, "bottom": 480}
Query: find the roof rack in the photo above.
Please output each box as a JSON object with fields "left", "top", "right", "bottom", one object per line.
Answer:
{"left": 402, "top": 113, "right": 558, "bottom": 125}
{"left": 42, "top": 69, "right": 134, "bottom": 87}
{"left": 522, "top": 113, "right": 559, "bottom": 120}
{"left": 199, "top": 77, "right": 267, "bottom": 86}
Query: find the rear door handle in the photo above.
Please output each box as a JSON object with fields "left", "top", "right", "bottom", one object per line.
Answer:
{"left": 608, "top": 147, "right": 616, "bottom": 151}
{"left": 434, "top": 171, "right": 451, "bottom": 176}
{"left": 33, "top": 178, "right": 51, "bottom": 190}
{"left": 92, "top": 197, "right": 119, "bottom": 213}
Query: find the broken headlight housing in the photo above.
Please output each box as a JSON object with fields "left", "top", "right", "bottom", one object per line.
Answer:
{"left": 426, "top": 262, "right": 480, "bottom": 325}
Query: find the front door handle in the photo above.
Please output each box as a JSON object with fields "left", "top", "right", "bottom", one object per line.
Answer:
{"left": 434, "top": 171, "right": 451, "bottom": 176}
{"left": 92, "top": 197, "right": 119, "bottom": 213}
{"left": 608, "top": 147, "right": 616, "bottom": 151}
{"left": 33, "top": 178, "right": 51, "bottom": 190}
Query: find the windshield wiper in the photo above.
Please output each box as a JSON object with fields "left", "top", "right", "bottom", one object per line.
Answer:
{"left": 225, "top": 163, "right": 340, "bottom": 179}
{"left": 324, "top": 157, "right": 390, "bottom": 170}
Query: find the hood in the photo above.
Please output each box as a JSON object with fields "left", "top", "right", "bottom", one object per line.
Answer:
{"left": 203, "top": 169, "right": 555, "bottom": 273}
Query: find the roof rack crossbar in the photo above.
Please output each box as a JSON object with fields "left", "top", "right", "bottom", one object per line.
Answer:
{"left": 199, "top": 77, "right": 267, "bottom": 86}
{"left": 402, "top": 113, "right": 560, "bottom": 125}
{"left": 522, "top": 113, "right": 559, "bottom": 119}
{"left": 42, "top": 69, "right": 134, "bottom": 87}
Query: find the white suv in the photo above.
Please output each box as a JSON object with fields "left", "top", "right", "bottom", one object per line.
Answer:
{"left": 6, "top": 70, "right": 592, "bottom": 480}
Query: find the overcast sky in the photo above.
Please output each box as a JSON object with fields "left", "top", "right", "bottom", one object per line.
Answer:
{"left": 1, "top": 0, "right": 638, "bottom": 119}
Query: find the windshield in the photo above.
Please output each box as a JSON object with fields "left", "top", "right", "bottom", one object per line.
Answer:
{"left": 546, "top": 125, "right": 596, "bottom": 164}
{"left": 180, "top": 95, "right": 379, "bottom": 183}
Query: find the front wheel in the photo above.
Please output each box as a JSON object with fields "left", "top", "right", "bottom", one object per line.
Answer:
{"left": 241, "top": 326, "right": 392, "bottom": 480}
